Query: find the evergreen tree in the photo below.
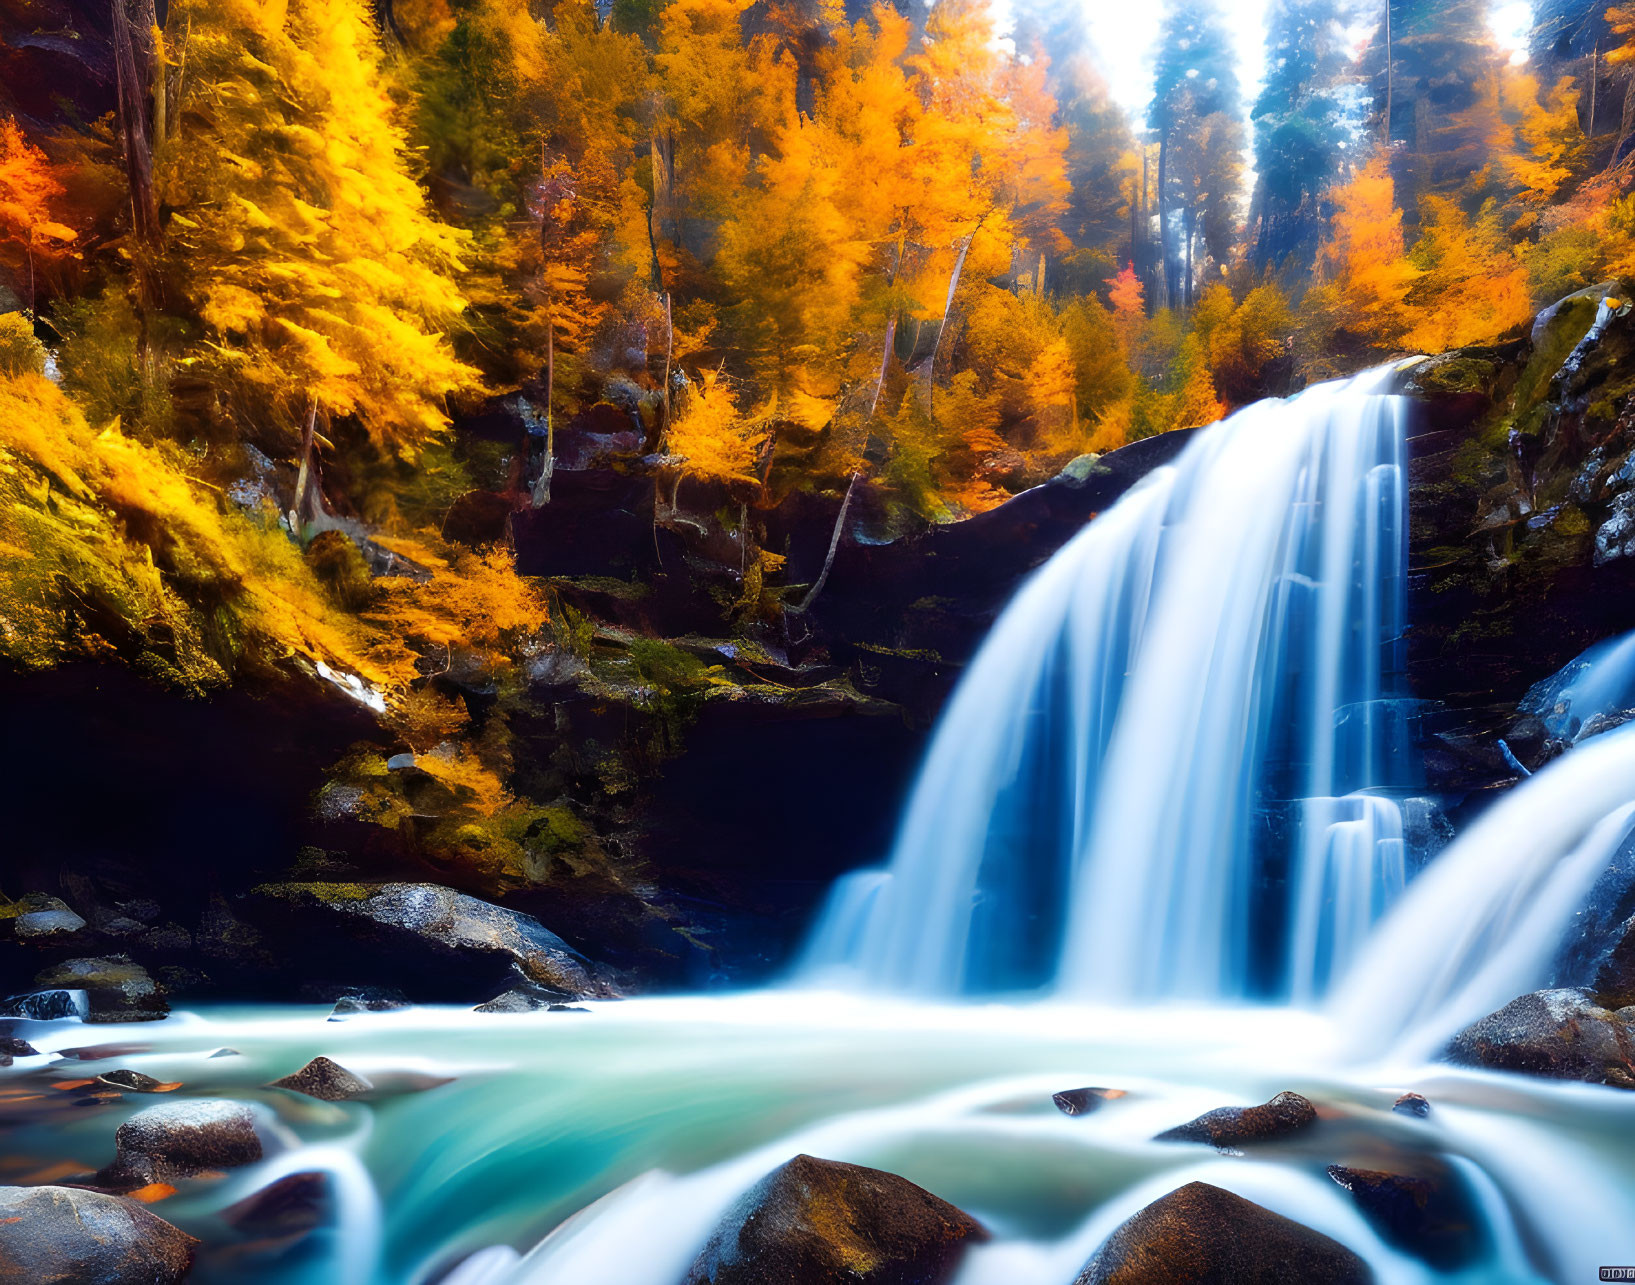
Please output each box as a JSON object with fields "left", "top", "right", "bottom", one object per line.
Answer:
{"left": 1149, "top": 0, "right": 1242, "bottom": 310}
{"left": 1250, "top": 0, "right": 1351, "bottom": 272}
{"left": 1371, "top": 0, "right": 1505, "bottom": 207}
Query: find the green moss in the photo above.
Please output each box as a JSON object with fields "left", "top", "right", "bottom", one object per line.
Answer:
{"left": 1512, "top": 294, "right": 1601, "bottom": 424}
{"left": 1409, "top": 354, "right": 1502, "bottom": 398}
{"left": 252, "top": 880, "right": 374, "bottom": 903}
{"left": 1556, "top": 504, "right": 1592, "bottom": 537}
{"left": 856, "top": 640, "right": 943, "bottom": 663}
{"left": 557, "top": 575, "right": 650, "bottom": 601}
{"left": 540, "top": 802, "right": 591, "bottom": 850}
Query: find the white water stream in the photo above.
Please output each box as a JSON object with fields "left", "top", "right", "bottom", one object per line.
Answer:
{"left": 9, "top": 995, "right": 1634, "bottom": 1284}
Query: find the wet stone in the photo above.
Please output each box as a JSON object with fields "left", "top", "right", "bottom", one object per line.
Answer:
{"left": 683, "top": 1153, "right": 987, "bottom": 1285}
{"left": 267, "top": 1055, "right": 373, "bottom": 1101}
{"left": 0, "top": 1185, "right": 196, "bottom": 1283}
{"left": 97, "top": 1068, "right": 178, "bottom": 1093}
{"left": 1154, "top": 1090, "right": 1318, "bottom": 1150}
{"left": 1053, "top": 1086, "right": 1126, "bottom": 1116}
{"left": 0, "top": 988, "right": 88, "bottom": 1021}
{"left": 1327, "top": 1163, "right": 1482, "bottom": 1271}
{"left": 1073, "top": 1181, "right": 1371, "bottom": 1285}
{"left": 108, "top": 1099, "right": 264, "bottom": 1185}
{"left": 224, "top": 1170, "right": 330, "bottom": 1237}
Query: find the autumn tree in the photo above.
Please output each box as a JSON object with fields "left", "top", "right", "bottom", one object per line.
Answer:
{"left": 159, "top": 0, "right": 476, "bottom": 473}
{"left": 1300, "top": 149, "right": 1416, "bottom": 367}
{"left": 0, "top": 119, "right": 77, "bottom": 315}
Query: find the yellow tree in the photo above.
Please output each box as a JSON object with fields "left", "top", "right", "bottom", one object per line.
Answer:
{"left": 1403, "top": 196, "right": 1532, "bottom": 351}
{"left": 159, "top": 0, "right": 476, "bottom": 462}
{"left": 811, "top": 7, "right": 926, "bottom": 414}
{"left": 0, "top": 119, "right": 77, "bottom": 314}
{"left": 1302, "top": 150, "right": 1416, "bottom": 356}
{"left": 906, "top": 0, "right": 1068, "bottom": 381}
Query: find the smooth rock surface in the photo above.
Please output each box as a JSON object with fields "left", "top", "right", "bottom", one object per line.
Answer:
{"left": 247, "top": 882, "right": 617, "bottom": 1001}
{"left": 108, "top": 1098, "right": 263, "bottom": 1184}
{"left": 1154, "top": 1090, "right": 1318, "bottom": 1149}
{"left": 1445, "top": 988, "right": 1635, "bottom": 1088}
{"left": 1073, "top": 1181, "right": 1372, "bottom": 1284}
{"left": 683, "top": 1153, "right": 986, "bottom": 1285}
{"left": 1052, "top": 1086, "right": 1126, "bottom": 1116}
{"left": 0, "top": 1184, "right": 196, "bottom": 1283}
{"left": 1326, "top": 1164, "right": 1482, "bottom": 1270}
{"left": 267, "top": 1055, "right": 373, "bottom": 1101}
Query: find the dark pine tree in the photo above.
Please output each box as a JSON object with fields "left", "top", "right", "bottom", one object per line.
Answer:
{"left": 1369, "top": 0, "right": 1504, "bottom": 209}
{"left": 1149, "top": 0, "right": 1242, "bottom": 310}
{"left": 1250, "top": 0, "right": 1351, "bottom": 275}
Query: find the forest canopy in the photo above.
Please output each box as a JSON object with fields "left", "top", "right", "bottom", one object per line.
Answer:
{"left": 1, "top": 0, "right": 1634, "bottom": 879}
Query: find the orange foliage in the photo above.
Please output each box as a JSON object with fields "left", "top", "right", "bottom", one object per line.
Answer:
{"left": 0, "top": 118, "right": 77, "bottom": 303}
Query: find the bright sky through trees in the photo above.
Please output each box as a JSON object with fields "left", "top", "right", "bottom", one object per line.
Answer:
{"left": 1081, "top": 1, "right": 1534, "bottom": 120}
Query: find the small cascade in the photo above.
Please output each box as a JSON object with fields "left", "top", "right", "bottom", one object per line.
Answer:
{"left": 1333, "top": 722, "right": 1635, "bottom": 1059}
{"left": 804, "top": 370, "right": 1413, "bottom": 1001}
{"left": 1522, "top": 628, "right": 1635, "bottom": 744}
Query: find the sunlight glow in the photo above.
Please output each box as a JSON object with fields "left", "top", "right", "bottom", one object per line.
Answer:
{"left": 1082, "top": 0, "right": 1271, "bottom": 123}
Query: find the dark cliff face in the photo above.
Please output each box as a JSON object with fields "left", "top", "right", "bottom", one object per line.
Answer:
{"left": 1397, "top": 284, "right": 1635, "bottom": 799}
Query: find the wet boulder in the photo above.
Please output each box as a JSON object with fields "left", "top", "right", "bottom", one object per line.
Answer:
{"left": 105, "top": 1099, "right": 263, "bottom": 1185}
{"left": 1326, "top": 1163, "right": 1482, "bottom": 1271}
{"left": 33, "top": 955, "right": 168, "bottom": 1022}
{"left": 13, "top": 902, "right": 88, "bottom": 944}
{"left": 1444, "top": 988, "right": 1635, "bottom": 1088}
{"left": 682, "top": 1153, "right": 987, "bottom": 1285}
{"left": 224, "top": 1170, "right": 329, "bottom": 1239}
{"left": 329, "top": 988, "right": 410, "bottom": 1019}
{"left": 267, "top": 1055, "right": 373, "bottom": 1101}
{"left": 474, "top": 984, "right": 562, "bottom": 1013}
{"left": 1073, "top": 1181, "right": 1372, "bottom": 1285}
{"left": 1391, "top": 1093, "right": 1431, "bottom": 1118}
{"left": 1591, "top": 915, "right": 1635, "bottom": 1008}
{"left": 0, "top": 1184, "right": 196, "bottom": 1283}
{"left": 0, "top": 987, "right": 87, "bottom": 1020}
{"left": 1053, "top": 1087, "right": 1126, "bottom": 1116}
{"left": 1154, "top": 1090, "right": 1317, "bottom": 1150}
{"left": 96, "top": 1068, "right": 180, "bottom": 1093}
{"left": 244, "top": 882, "right": 618, "bottom": 1002}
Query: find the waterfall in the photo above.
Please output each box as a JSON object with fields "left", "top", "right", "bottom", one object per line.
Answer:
{"left": 1333, "top": 721, "right": 1635, "bottom": 1060}
{"left": 803, "top": 369, "right": 1412, "bottom": 1001}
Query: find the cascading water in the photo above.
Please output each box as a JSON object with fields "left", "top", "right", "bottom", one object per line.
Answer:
{"left": 1521, "top": 626, "right": 1635, "bottom": 744}
{"left": 803, "top": 370, "right": 1413, "bottom": 1001}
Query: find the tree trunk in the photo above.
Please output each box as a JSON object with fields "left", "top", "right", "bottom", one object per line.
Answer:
{"left": 1591, "top": 42, "right": 1600, "bottom": 136}
{"left": 659, "top": 291, "right": 673, "bottom": 450}
{"left": 1155, "top": 133, "right": 1171, "bottom": 312}
{"left": 113, "top": 0, "right": 160, "bottom": 254}
{"left": 869, "top": 232, "right": 907, "bottom": 417}
{"left": 291, "top": 399, "right": 319, "bottom": 535}
{"left": 869, "top": 315, "right": 897, "bottom": 417}
{"left": 926, "top": 226, "right": 977, "bottom": 413}
{"left": 1383, "top": 0, "right": 1392, "bottom": 144}
{"left": 798, "top": 471, "right": 859, "bottom": 612}
{"left": 531, "top": 315, "right": 555, "bottom": 507}
{"left": 1184, "top": 208, "right": 1195, "bottom": 312}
